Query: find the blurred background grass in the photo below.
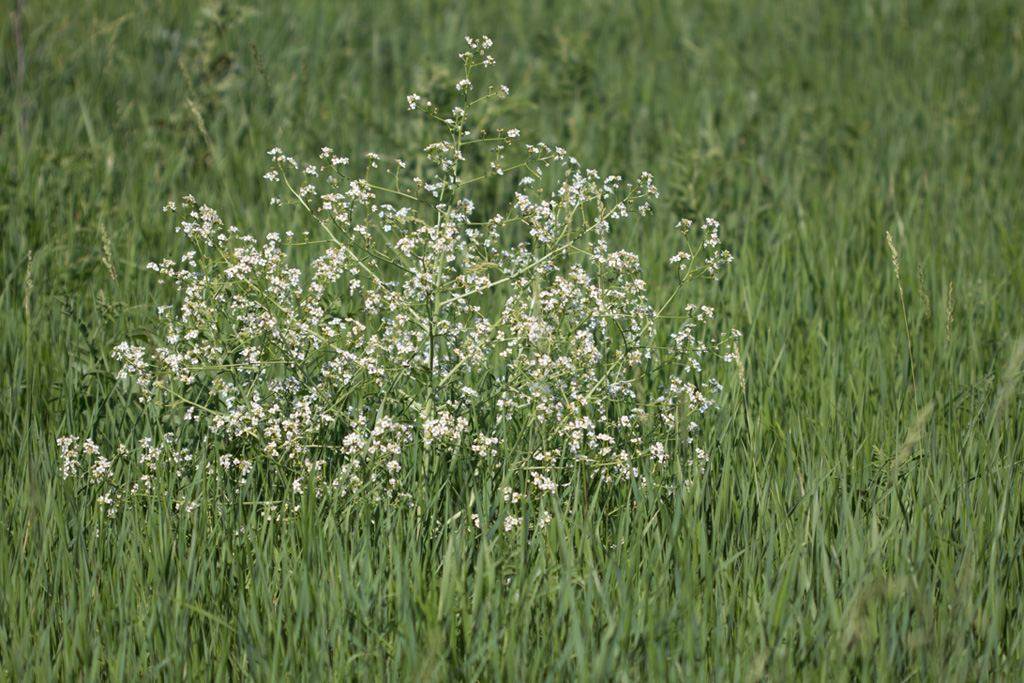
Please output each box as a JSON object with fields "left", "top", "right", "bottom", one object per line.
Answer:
{"left": 2, "top": 0, "right": 1023, "bottom": 680}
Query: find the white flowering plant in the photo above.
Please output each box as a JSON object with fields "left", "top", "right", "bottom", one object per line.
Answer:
{"left": 59, "top": 37, "right": 739, "bottom": 526}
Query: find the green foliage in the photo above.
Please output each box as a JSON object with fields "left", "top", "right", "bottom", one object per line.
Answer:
{"left": 2, "top": 0, "right": 1023, "bottom": 680}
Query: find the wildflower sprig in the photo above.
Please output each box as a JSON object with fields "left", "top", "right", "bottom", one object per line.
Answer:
{"left": 60, "top": 37, "right": 739, "bottom": 526}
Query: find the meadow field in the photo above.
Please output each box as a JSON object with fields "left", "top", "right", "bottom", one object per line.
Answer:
{"left": 2, "top": 0, "right": 1023, "bottom": 680}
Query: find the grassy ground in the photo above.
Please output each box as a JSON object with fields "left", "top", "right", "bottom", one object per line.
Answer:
{"left": 2, "top": 0, "right": 1023, "bottom": 680}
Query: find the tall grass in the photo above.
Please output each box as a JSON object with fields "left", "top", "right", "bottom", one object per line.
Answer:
{"left": 2, "top": 0, "right": 1022, "bottom": 680}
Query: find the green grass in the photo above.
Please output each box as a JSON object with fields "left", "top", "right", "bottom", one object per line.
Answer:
{"left": 2, "top": 0, "right": 1023, "bottom": 680}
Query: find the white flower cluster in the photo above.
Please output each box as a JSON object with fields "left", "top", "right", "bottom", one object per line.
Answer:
{"left": 59, "top": 37, "right": 739, "bottom": 524}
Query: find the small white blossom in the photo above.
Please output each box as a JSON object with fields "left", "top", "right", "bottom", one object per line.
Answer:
{"left": 60, "top": 37, "right": 736, "bottom": 526}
